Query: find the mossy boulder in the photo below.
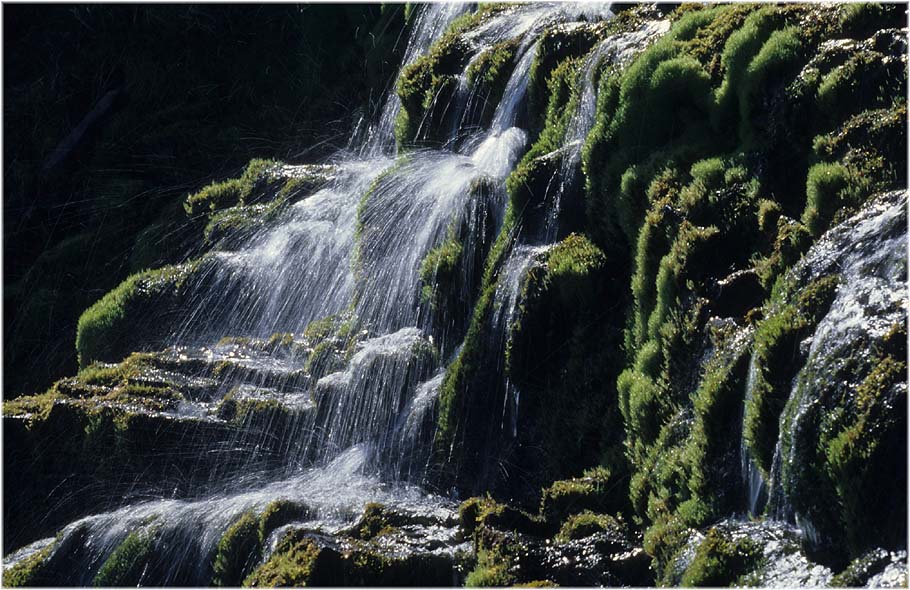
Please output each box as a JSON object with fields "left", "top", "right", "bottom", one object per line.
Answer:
{"left": 244, "top": 526, "right": 458, "bottom": 587}
{"left": 93, "top": 530, "right": 157, "bottom": 587}
{"left": 540, "top": 467, "right": 627, "bottom": 524}
{"left": 555, "top": 511, "right": 625, "bottom": 543}
{"left": 677, "top": 527, "right": 762, "bottom": 587}
{"left": 75, "top": 262, "right": 198, "bottom": 367}
{"left": 212, "top": 512, "right": 263, "bottom": 586}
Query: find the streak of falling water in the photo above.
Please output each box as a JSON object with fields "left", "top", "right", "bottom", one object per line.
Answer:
{"left": 490, "top": 245, "right": 552, "bottom": 435}
{"left": 765, "top": 193, "right": 907, "bottom": 541}
{"left": 545, "top": 19, "right": 670, "bottom": 240}
{"left": 740, "top": 356, "right": 768, "bottom": 518}
{"left": 364, "top": 2, "right": 473, "bottom": 157}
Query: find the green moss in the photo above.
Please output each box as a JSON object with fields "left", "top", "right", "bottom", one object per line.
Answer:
{"left": 465, "top": 37, "right": 521, "bottom": 126}
{"left": 831, "top": 548, "right": 902, "bottom": 587}
{"left": 419, "top": 236, "right": 464, "bottom": 307}
{"left": 802, "top": 162, "right": 870, "bottom": 236}
{"left": 244, "top": 532, "right": 323, "bottom": 587}
{"left": 212, "top": 512, "right": 263, "bottom": 586}
{"left": 757, "top": 199, "right": 782, "bottom": 233}
{"left": 680, "top": 338, "right": 750, "bottom": 525}
{"left": 464, "top": 546, "right": 514, "bottom": 588}
{"left": 185, "top": 158, "right": 279, "bottom": 215}
{"left": 540, "top": 466, "right": 620, "bottom": 522}
{"left": 267, "top": 332, "right": 294, "bottom": 351}
{"left": 738, "top": 27, "right": 804, "bottom": 147}
{"left": 76, "top": 262, "right": 195, "bottom": 367}
{"left": 459, "top": 496, "right": 505, "bottom": 536}
{"left": 353, "top": 503, "right": 398, "bottom": 541}
{"left": 395, "top": 8, "right": 491, "bottom": 147}
{"left": 679, "top": 528, "right": 762, "bottom": 587}
{"left": 744, "top": 275, "right": 839, "bottom": 477}
{"left": 435, "top": 205, "right": 517, "bottom": 454}
{"left": 555, "top": 510, "right": 622, "bottom": 542}
{"left": 528, "top": 23, "right": 605, "bottom": 135}
{"left": 4, "top": 539, "right": 58, "bottom": 587}
{"left": 216, "top": 389, "right": 290, "bottom": 426}
{"left": 93, "top": 531, "right": 155, "bottom": 587}
{"left": 837, "top": 3, "right": 903, "bottom": 38}
{"left": 822, "top": 322, "right": 907, "bottom": 556}
{"left": 753, "top": 217, "right": 813, "bottom": 288}
{"left": 713, "top": 7, "right": 783, "bottom": 131}
{"left": 816, "top": 48, "right": 906, "bottom": 126}
{"left": 3, "top": 390, "right": 62, "bottom": 423}
{"left": 259, "top": 500, "right": 309, "bottom": 543}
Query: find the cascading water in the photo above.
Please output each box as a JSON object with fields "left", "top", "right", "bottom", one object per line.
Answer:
{"left": 767, "top": 191, "right": 907, "bottom": 539}
{"left": 740, "top": 358, "right": 769, "bottom": 518}
{"left": 3, "top": 4, "right": 636, "bottom": 584}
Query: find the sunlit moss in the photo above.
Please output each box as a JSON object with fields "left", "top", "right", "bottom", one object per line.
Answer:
{"left": 93, "top": 531, "right": 155, "bottom": 587}
{"left": 212, "top": 512, "right": 262, "bottom": 586}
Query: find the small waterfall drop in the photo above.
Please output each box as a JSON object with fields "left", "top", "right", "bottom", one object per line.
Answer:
{"left": 740, "top": 356, "right": 768, "bottom": 518}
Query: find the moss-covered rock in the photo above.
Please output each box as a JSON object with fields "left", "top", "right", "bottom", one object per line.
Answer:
{"left": 743, "top": 275, "right": 840, "bottom": 478}
{"left": 93, "top": 530, "right": 156, "bottom": 587}
{"left": 465, "top": 37, "right": 521, "bottom": 128}
{"left": 555, "top": 511, "right": 624, "bottom": 543}
{"left": 4, "top": 539, "right": 59, "bottom": 587}
{"left": 678, "top": 527, "right": 762, "bottom": 587}
{"left": 75, "top": 262, "right": 198, "bottom": 367}
{"left": 244, "top": 525, "right": 459, "bottom": 587}
{"left": 540, "top": 466, "right": 626, "bottom": 523}
{"left": 258, "top": 500, "right": 310, "bottom": 544}
{"left": 212, "top": 512, "right": 263, "bottom": 586}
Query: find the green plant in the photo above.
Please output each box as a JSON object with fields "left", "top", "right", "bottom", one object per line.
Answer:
{"left": 93, "top": 531, "right": 155, "bottom": 586}
{"left": 212, "top": 512, "right": 262, "bottom": 586}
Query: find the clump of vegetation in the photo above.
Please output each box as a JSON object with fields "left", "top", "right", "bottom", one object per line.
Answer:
{"left": 459, "top": 495, "right": 547, "bottom": 539}
{"left": 93, "top": 531, "right": 156, "bottom": 586}
{"left": 4, "top": 539, "right": 59, "bottom": 587}
{"left": 678, "top": 528, "right": 762, "bottom": 587}
{"left": 352, "top": 503, "right": 399, "bottom": 541}
{"left": 540, "top": 466, "right": 622, "bottom": 522}
{"left": 555, "top": 510, "right": 623, "bottom": 542}
{"left": 258, "top": 500, "right": 310, "bottom": 543}
{"left": 465, "top": 37, "right": 521, "bottom": 126}
{"left": 464, "top": 545, "right": 514, "bottom": 588}
{"left": 212, "top": 512, "right": 263, "bottom": 586}
{"left": 419, "top": 237, "right": 464, "bottom": 309}
{"left": 76, "top": 262, "right": 197, "bottom": 367}
{"left": 244, "top": 531, "right": 325, "bottom": 587}
{"left": 820, "top": 322, "right": 908, "bottom": 557}
{"left": 743, "top": 275, "right": 839, "bottom": 477}
{"left": 801, "top": 162, "right": 870, "bottom": 236}
{"left": 216, "top": 388, "right": 292, "bottom": 426}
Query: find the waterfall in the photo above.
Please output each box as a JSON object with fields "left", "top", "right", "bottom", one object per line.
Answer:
{"left": 764, "top": 192, "right": 907, "bottom": 545}
{"left": 364, "top": 3, "right": 472, "bottom": 157}
{"left": 740, "top": 357, "right": 769, "bottom": 518}
{"left": 3, "top": 4, "right": 633, "bottom": 584}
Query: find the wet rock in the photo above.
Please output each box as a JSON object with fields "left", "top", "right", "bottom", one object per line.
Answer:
{"left": 711, "top": 269, "right": 765, "bottom": 319}
{"left": 247, "top": 503, "right": 467, "bottom": 587}
{"left": 770, "top": 191, "right": 907, "bottom": 564}
{"left": 833, "top": 548, "right": 909, "bottom": 588}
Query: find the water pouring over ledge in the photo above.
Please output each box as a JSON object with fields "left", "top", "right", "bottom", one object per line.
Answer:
{"left": 8, "top": 3, "right": 902, "bottom": 586}
{"left": 2, "top": 3, "right": 628, "bottom": 583}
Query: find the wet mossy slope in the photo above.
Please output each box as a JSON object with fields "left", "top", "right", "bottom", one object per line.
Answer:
{"left": 428, "top": 1, "right": 906, "bottom": 584}
{"left": 4, "top": 3, "right": 907, "bottom": 587}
